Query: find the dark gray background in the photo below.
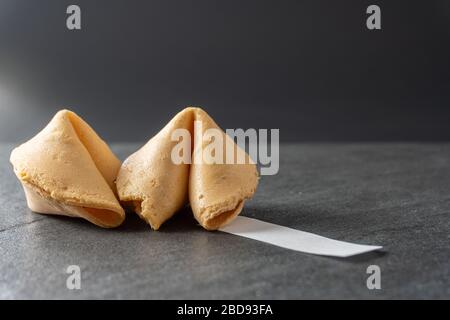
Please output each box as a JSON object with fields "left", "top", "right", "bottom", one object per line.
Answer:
{"left": 1, "top": 1, "right": 449, "bottom": 299}
{"left": 1, "top": 0, "right": 450, "bottom": 142}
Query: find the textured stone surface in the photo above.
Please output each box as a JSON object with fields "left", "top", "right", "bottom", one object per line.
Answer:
{"left": 0, "top": 143, "right": 449, "bottom": 299}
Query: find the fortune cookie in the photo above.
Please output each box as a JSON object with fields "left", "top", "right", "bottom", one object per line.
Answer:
{"left": 116, "top": 107, "right": 258, "bottom": 230}
{"left": 10, "top": 110, "right": 125, "bottom": 228}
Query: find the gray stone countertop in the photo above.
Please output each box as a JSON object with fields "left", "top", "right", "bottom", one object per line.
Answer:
{"left": 0, "top": 143, "right": 449, "bottom": 299}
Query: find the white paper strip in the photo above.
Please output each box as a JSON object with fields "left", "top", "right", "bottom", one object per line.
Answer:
{"left": 220, "top": 216, "right": 382, "bottom": 257}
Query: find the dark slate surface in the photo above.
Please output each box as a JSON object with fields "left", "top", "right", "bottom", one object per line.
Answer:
{"left": 0, "top": 143, "right": 449, "bottom": 299}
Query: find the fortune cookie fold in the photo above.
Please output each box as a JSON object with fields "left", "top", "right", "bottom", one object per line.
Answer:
{"left": 116, "top": 107, "right": 258, "bottom": 230}
{"left": 10, "top": 109, "right": 125, "bottom": 228}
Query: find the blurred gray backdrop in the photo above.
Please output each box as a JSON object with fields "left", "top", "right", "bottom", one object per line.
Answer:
{"left": 0, "top": 0, "right": 449, "bottom": 142}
